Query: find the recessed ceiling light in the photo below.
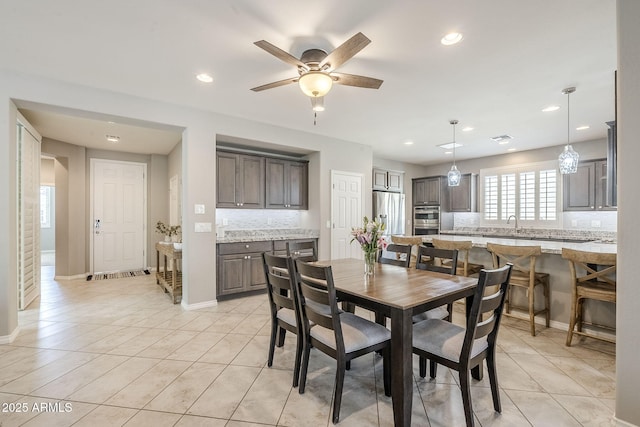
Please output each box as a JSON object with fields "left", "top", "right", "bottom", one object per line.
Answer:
{"left": 196, "top": 73, "right": 213, "bottom": 83}
{"left": 107, "top": 121, "right": 115, "bottom": 125}
{"left": 441, "top": 32, "right": 463, "bottom": 45}
{"left": 576, "top": 125, "right": 590, "bottom": 131}
{"left": 542, "top": 105, "right": 560, "bottom": 112}
{"left": 106, "top": 135, "right": 120, "bottom": 143}
{"left": 444, "top": 151, "right": 453, "bottom": 155}
{"left": 438, "top": 142, "right": 463, "bottom": 149}
{"left": 403, "top": 141, "right": 414, "bottom": 145}
{"left": 462, "top": 126, "right": 474, "bottom": 132}
{"left": 507, "top": 148, "right": 517, "bottom": 152}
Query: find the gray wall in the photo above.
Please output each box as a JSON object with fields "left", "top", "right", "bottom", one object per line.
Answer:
{"left": 616, "top": 1, "right": 640, "bottom": 424}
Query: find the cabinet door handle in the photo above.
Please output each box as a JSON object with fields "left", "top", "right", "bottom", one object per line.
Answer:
{"left": 245, "top": 244, "right": 250, "bottom": 249}
{"left": 246, "top": 255, "right": 251, "bottom": 260}
{"left": 598, "top": 206, "right": 602, "bottom": 209}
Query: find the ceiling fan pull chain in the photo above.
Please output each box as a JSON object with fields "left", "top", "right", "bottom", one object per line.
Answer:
{"left": 314, "top": 111, "right": 317, "bottom": 126}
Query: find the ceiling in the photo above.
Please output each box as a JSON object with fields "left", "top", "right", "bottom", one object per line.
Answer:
{"left": 1, "top": 1, "right": 616, "bottom": 164}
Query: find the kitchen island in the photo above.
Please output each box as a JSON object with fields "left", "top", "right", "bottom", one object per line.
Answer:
{"left": 393, "top": 233, "right": 617, "bottom": 339}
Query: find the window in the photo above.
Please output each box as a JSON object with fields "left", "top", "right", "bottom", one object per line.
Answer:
{"left": 40, "top": 186, "right": 52, "bottom": 228}
{"left": 480, "top": 161, "right": 560, "bottom": 227}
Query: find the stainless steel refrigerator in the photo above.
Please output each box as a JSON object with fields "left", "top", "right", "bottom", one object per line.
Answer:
{"left": 373, "top": 191, "right": 406, "bottom": 236}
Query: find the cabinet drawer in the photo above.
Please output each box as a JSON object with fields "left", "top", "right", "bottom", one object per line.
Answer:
{"left": 218, "top": 241, "right": 273, "bottom": 255}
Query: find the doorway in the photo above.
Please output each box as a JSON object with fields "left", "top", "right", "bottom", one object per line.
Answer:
{"left": 330, "top": 170, "right": 363, "bottom": 259}
{"left": 90, "top": 159, "right": 147, "bottom": 274}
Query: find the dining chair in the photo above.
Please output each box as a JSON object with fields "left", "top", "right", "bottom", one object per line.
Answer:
{"left": 486, "top": 243, "right": 550, "bottom": 336}
{"left": 378, "top": 243, "right": 412, "bottom": 267}
{"left": 286, "top": 240, "right": 318, "bottom": 262}
{"left": 412, "top": 264, "right": 513, "bottom": 427}
{"left": 414, "top": 245, "right": 459, "bottom": 322}
{"left": 294, "top": 259, "right": 391, "bottom": 424}
{"left": 431, "top": 238, "right": 484, "bottom": 277}
{"left": 561, "top": 248, "right": 616, "bottom": 346}
{"left": 262, "top": 253, "right": 303, "bottom": 387}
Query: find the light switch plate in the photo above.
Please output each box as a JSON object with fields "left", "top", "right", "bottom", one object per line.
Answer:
{"left": 195, "top": 204, "right": 205, "bottom": 214}
{"left": 195, "top": 222, "right": 212, "bottom": 232}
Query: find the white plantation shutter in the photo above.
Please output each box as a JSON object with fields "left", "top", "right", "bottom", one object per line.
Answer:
{"left": 519, "top": 171, "right": 536, "bottom": 220}
{"left": 539, "top": 169, "right": 557, "bottom": 220}
{"left": 480, "top": 161, "right": 560, "bottom": 227}
{"left": 484, "top": 175, "right": 499, "bottom": 220}
{"left": 17, "top": 118, "right": 41, "bottom": 310}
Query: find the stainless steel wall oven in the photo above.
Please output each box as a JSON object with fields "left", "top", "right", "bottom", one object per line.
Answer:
{"left": 413, "top": 206, "right": 440, "bottom": 235}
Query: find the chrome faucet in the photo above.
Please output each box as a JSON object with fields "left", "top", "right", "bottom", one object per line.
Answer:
{"left": 507, "top": 215, "right": 519, "bottom": 231}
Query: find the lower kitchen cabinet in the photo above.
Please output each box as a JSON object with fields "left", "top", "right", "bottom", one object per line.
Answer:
{"left": 217, "top": 241, "right": 271, "bottom": 297}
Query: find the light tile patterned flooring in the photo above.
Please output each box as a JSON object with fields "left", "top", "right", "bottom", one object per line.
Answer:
{"left": 0, "top": 267, "right": 617, "bottom": 426}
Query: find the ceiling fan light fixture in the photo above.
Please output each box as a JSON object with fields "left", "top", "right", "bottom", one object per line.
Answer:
{"left": 298, "top": 71, "right": 333, "bottom": 97}
{"left": 311, "top": 96, "right": 325, "bottom": 112}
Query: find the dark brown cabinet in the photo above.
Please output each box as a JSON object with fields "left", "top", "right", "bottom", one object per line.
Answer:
{"left": 217, "top": 241, "right": 272, "bottom": 296}
{"left": 216, "top": 152, "right": 265, "bottom": 208}
{"left": 265, "top": 158, "right": 308, "bottom": 209}
{"left": 373, "top": 168, "right": 403, "bottom": 192}
{"left": 563, "top": 159, "right": 615, "bottom": 211}
{"left": 413, "top": 176, "right": 442, "bottom": 205}
{"left": 447, "top": 173, "right": 477, "bottom": 212}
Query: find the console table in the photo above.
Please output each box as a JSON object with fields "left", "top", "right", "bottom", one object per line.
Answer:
{"left": 156, "top": 242, "right": 182, "bottom": 303}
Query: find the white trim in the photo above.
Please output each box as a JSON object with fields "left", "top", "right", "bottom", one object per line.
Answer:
{"left": 181, "top": 299, "right": 218, "bottom": 311}
{"left": 612, "top": 415, "right": 639, "bottom": 427}
{"left": 0, "top": 326, "right": 20, "bottom": 345}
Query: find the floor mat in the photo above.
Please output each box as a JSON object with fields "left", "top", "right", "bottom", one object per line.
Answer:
{"left": 87, "top": 269, "right": 150, "bottom": 281}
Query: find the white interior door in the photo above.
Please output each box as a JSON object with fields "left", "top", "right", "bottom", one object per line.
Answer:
{"left": 17, "top": 116, "right": 41, "bottom": 310}
{"left": 331, "top": 171, "right": 363, "bottom": 259}
{"left": 91, "top": 159, "right": 146, "bottom": 273}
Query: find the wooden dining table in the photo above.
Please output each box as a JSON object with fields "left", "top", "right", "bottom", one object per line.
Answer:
{"left": 315, "top": 258, "right": 479, "bottom": 427}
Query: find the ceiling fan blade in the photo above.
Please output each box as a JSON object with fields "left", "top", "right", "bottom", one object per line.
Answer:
{"left": 254, "top": 40, "right": 308, "bottom": 70}
{"left": 331, "top": 72, "right": 383, "bottom": 89}
{"left": 250, "top": 76, "right": 299, "bottom": 92}
{"left": 320, "top": 32, "right": 371, "bottom": 71}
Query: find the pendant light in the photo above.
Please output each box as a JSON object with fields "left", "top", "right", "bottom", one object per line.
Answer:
{"left": 558, "top": 87, "right": 579, "bottom": 174}
{"left": 447, "top": 119, "right": 462, "bottom": 186}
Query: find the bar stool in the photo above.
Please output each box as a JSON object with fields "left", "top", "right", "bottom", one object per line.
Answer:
{"left": 561, "top": 248, "right": 616, "bottom": 346}
{"left": 486, "top": 243, "right": 550, "bottom": 336}
{"left": 431, "top": 238, "right": 484, "bottom": 277}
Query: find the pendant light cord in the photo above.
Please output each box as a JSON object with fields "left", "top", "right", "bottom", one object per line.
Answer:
{"left": 452, "top": 122, "right": 457, "bottom": 165}
{"left": 567, "top": 90, "right": 570, "bottom": 146}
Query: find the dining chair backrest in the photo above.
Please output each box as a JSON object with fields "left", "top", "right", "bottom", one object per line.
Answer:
{"left": 431, "top": 238, "right": 483, "bottom": 277}
{"left": 465, "top": 264, "right": 513, "bottom": 353}
{"left": 286, "top": 240, "right": 318, "bottom": 262}
{"left": 378, "top": 243, "right": 412, "bottom": 267}
{"left": 262, "top": 253, "right": 299, "bottom": 323}
{"left": 416, "top": 245, "right": 459, "bottom": 275}
{"left": 294, "top": 260, "right": 344, "bottom": 353}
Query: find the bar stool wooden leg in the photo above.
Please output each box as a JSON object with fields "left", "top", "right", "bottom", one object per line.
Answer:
{"left": 528, "top": 284, "right": 536, "bottom": 336}
{"left": 544, "top": 279, "right": 551, "bottom": 327}
{"left": 566, "top": 293, "right": 578, "bottom": 346}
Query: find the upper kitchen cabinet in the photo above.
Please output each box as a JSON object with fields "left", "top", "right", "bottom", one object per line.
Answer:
{"left": 373, "top": 168, "right": 403, "bottom": 192}
{"left": 413, "top": 176, "right": 442, "bottom": 205}
{"left": 563, "top": 159, "right": 615, "bottom": 211}
{"left": 265, "top": 158, "right": 308, "bottom": 209}
{"left": 447, "top": 173, "right": 477, "bottom": 212}
{"left": 216, "top": 151, "right": 265, "bottom": 208}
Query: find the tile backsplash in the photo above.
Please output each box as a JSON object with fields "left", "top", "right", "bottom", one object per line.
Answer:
{"left": 449, "top": 211, "right": 616, "bottom": 232}
{"left": 216, "top": 209, "right": 302, "bottom": 230}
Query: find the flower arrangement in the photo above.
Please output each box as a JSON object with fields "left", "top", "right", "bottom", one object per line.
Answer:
{"left": 351, "top": 216, "right": 387, "bottom": 274}
{"left": 156, "top": 221, "right": 181, "bottom": 240}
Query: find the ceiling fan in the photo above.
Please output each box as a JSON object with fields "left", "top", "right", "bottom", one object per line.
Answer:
{"left": 250, "top": 32, "right": 383, "bottom": 102}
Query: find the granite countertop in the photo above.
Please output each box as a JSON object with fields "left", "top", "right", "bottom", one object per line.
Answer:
{"left": 216, "top": 228, "right": 319, "bottom": 244}
{"left": 401, "top": 234, "right": 617, "bottom": 255}
{"left": 439, "top": 227, "right": 616, "bottom": 243}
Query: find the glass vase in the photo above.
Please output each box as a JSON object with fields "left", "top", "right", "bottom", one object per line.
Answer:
{"left": 364, "top": 250, "right": 377, "bottom": 276}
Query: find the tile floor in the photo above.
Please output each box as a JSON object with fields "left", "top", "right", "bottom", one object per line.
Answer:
{"left": 0, "top": 266, "right": 617, "bottom": 426}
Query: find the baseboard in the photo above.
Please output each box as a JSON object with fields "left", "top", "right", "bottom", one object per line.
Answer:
{"left": 181, "top": 299, "right": 218, "bottom": 311}
{"left": 0, "top": 325, "right": 20, "bottom": 344}
{"left": 54, "top": 273, "right": 90, "bottom": 280}
{"left": 612, "top": 415, "right": 639, "bottom": 427}
{"left": 504, "top": 310, "right": 616, "bottom": 341}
